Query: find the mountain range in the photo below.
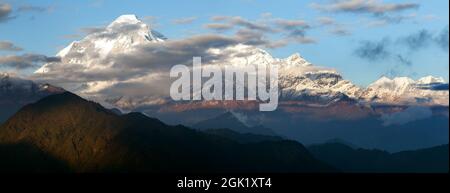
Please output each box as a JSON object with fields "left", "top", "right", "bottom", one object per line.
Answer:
{"left": 193, "top": 111, "right": 277, "bottom": 136}
{"left": 308, "top": 142, "right": 448, "bottom": 173}
{"left": 34, "top": 14, "right": 448, "bottom": 108}
{"left": 0, "top": 91, "right": 447, "bottom": 173}
{"left": 0, "top": 92, "right": 334, "bottom": 172}
{"left": 1, "top": 14, "right": 448, "bottom": 152}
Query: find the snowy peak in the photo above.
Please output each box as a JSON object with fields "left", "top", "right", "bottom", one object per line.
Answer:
{"left": 369, "top": 76, "right": 446, "bottom": 89}
{"left": 103, "top": 14, "right": 166, "bottom": 42}
{"left": 417, "top": 76, "right": 445, "bottom": 85}
{"left": 284, "top": 53, "right": 312, "bottom": 67}
{"left": 361, "top": 76, "right": 448, "bottom": 106}
{"left": 108, "top": 14, "right": 140, "bottom": 26}
{"left": 36, "top": 14, "right": 167, "bottom": 73}
{"left": 369, "top": 76, "right": 415, "bottom": 89}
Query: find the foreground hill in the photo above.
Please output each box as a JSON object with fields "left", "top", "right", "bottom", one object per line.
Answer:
{"left": 308, "top": 143, "right": 449, "bottom": 173}
{"left": 0, "top": 92, "right": 334, "bottom": 172}
{"left": 0, "top": 73, "right": 64, "bottom": 123}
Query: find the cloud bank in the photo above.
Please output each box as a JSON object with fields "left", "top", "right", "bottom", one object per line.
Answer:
{"left": 311, "top": 0, "right": 419, "bottom": 15}
{"left": 0, "top": 3, "right": 13, "bottom": 22}
{"left": 355, "top": 27, "right": 450, "bottom": 63}
{"left": 0, "top": 54, "right": 60, "bottom": 69}
{"left": 0, "top": 41, "right": 23, "bottom": 51}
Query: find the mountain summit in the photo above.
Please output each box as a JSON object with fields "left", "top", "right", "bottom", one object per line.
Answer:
{"left": 361, "top": 76, "right": 448, "bottom": 105}
{"left": 36, "top": 14, "right": 166, "bottom": 74}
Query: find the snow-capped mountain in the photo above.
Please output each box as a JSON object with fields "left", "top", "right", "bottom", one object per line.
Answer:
{"left": 36, "top": 14, "right": 166, "bottom": 74}
{"left": 203, "top": 44, "right": 363, "bottom": 105}
{"left": 361, "top": 76, "right": 449, "bottom": 106}
{"left": 34, "top": 14, "right": 448, "bottom": 110}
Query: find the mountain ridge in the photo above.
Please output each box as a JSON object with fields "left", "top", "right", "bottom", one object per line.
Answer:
{"left": 0, "top": 73, "right": 65, "bottom": 123}
{"left": 0, "top": 91, "right": 334, "bottom": 172}
{"left": 308, "top": 142, "right": 449, "bottom": 173}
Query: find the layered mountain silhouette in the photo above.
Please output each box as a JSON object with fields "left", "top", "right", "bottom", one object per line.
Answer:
{"left": 308, "top": 142, "right": 449, "bottom": 173}
{"left": 0, "top": 92, "right": 334, "bottom": 172}
{"left": 202, "top": 128, "right": 284, "bottom": 144}
{"left": 193, "top": 112, "right": 277, "bottom": 136}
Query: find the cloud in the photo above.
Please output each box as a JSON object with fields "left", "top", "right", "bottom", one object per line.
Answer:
{"left": 398, "top": 28, "right": 449, "bottom": 52}
{"left": 0, "top": 54, "right": 60, "bottom": 69}
{"left": 0, "top": 41, "right": 23, "bottom": 51}
{"left": 355, "top": 27, "right": 449, "bottom": 63}
{"left": 210, "top": 15, "right": 229, "bottom": 22}
{"left": 1, "top": 3, "right": 50, "bottom": 23}
{"left": 435, "top": 27, "right": 449, "bottom": 51}
{"left": 272, "top": 18, "right": 316, "bottom": 43}
{"left": 312, "top": 0, "right": 419, "bottom": 27}
{"left": 274, "top": 18, "right": 310, "bottom": 29}
{"left": 311, "top": 0, "right": 419, "bottom": 15}
{"left": 395, "top": 54, "right": 412, "bottom": 66}
{"left": 203, "top": 23, "right": 233, "bottom": 32}
{"left": 317, "top": 17, "right": 336, "bottom": 25}
{"left": 211, "top": 16, "right": 274, "bottom": 33}
{"left": 399, "top": 29, "right": 433, "bottom": 51}
{"left": 110, "top": 34, "right": 239, "bottom": 73}
{"left": 172, "top": 16, "right": 197, "bottom": 24}
{"left": 17, "top": 5, "right": 48, "bottom": 13}
{"left": 80, "top": 26, "right": 105, "bottom": 35}
{"left": 206, "top": 15, "right": 316, "bottom": 46}
{"left": 0, "top": 3, "right": 13, "bottom": 22}
{"left": 231, "top": 16, "right": 274, "bottom": 32}
{"left": 141, "top": 16, "right": 159, "bottom": 27}
{"left": 62, "top": 27, "right": 103, "bottom": 39}
{"left": 330, "top": 27, "right": 351, "bottom": 36}
{"left": 34, "top": 32, "right": 243, "bottom": 87}
{"left": 381, "top": 106, "right": 432, "bottom": 126}
{"left": 316, "top": 17, "right": 352, "bottom": 36}
{"left": 89, "top": 0, "right": 104, "bottom": 8}
{"left": 231, "top": 28, "right": 290, "bottom": 48}
{"left": 274, "top": 19, "right": 310, "bottom": 38}
{"left": 355, "top": 38, "right": 391, "bottom": 61}
{"left": 260, "top": 12, "right": 273, "bottom": 19}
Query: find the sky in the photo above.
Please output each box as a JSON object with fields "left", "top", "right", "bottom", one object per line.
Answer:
{"left": 0, "top": 0, "right": 449, "bottom": 86}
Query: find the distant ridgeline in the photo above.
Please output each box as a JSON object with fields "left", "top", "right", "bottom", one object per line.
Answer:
{"left": 0, "top": 92, "right": 447, "bottom": 173}
{"left": 0, "top": 92, "right": 333, "bottom": 172}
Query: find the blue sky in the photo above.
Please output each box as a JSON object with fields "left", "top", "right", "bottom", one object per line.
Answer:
{"left": 0, "top": 0, "right": 448, "bottom": 86}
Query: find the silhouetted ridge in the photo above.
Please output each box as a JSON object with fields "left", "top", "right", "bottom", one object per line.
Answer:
{"left": 194, "top": 112, "right": 277, "bottom": 136}
{"left": 308, "top": 143, "right": 449, "bottom": 172}
{"left": 0, "top": 92, "right": 333, "bottom": 172}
